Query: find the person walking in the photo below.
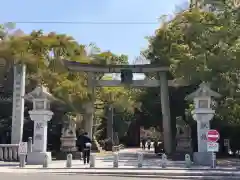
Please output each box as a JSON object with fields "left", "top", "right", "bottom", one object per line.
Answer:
{"left": 76, "top": 131, "right": 84, "bottom": 160}
{"left": 80, "top": 132, "right": 92, "bottom": 164}
{"left": 147, "top": 139, "right": 151, "bottom": 150}
{"left": 141, "top": 138, "right": 146, "bottom": 150}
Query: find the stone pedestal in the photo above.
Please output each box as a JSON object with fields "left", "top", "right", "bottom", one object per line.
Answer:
{"left": 175, "top": 118, "right": 192, "bottom": 154}
{"left": 192, "top": 110, "right": 214, "bottom": 165}
{"left": 27, "top": 151, "right": 52, "bottom": 165}
{"left": 27, "top": 110, "right": 53, "bottom": 165}
{"left": 176, "top": 137, "right": 192, "bottom": 153}
{"left": 193, "top": 152, "right": 213, "bottom": 166}
{"left": 60, "top": 136, "right": 77, "bottom": 152}
{"left": 192, "top": 109, "right": 214, "bottom": 152}
{"left": 60, "top": 115, "right": 77, "bottom": 152}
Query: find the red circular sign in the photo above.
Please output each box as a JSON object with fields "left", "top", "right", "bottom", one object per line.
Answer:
{"left": 207, "top": 130, "right": 220, "bottom": 142}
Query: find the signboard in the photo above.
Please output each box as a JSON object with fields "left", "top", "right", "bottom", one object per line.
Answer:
{"left": 207, "top": 129, "right": 220, "bottom": 142}
{"left": 18, "top": 142, "right": 28, "bottom": 155}
{"left": 224, "top": 139, "right": 229, "bottom": 146}
{"left": 207, "top": 142, "right": 219, "bottom": 152}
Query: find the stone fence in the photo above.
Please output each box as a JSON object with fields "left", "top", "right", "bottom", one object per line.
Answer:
{"left": 0, "top": 144, "right": 19, "bottom": 161}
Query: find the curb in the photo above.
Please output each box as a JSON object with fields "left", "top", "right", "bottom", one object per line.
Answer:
{"left": 11, "top": 167, "right": 240, "bottom": 171}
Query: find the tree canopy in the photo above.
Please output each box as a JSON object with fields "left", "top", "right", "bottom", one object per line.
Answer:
{"left": 0, "top": 23, "right": 136, "bottom": 122}
{"left": 143, "top": 0, "right": 240, "bottom": 126}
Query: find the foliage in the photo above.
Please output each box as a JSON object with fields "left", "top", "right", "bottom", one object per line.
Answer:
{"left": 143, "top": 1, "right": 240, "bottom": 126}
{"left": 0, "top": 23, "right": 139, "bottom": 142}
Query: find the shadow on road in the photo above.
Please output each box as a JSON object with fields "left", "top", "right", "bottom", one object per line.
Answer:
{"left": 0, "top": 163, "right": 18, "bottom": 167}
{"left": 49, "top": 172, "right": 238, "bottom": 179}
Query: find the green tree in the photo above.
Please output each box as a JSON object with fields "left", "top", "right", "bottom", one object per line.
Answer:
{"left": 143, "top": 1, "right": 240, "bottom": 128}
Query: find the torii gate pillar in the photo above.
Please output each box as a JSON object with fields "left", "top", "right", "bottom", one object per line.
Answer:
{"left": 159, "top": 72, "right": 172, "bottom": 153}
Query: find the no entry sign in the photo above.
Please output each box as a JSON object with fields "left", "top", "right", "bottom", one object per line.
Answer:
{"left": 207, "top": 129, "right": 220, "bottom": 142}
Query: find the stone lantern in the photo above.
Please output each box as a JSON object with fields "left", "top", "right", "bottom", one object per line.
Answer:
{"left": 185, "top": 82, "right": 221, "bottom": 165}
{"left": 25, "top": 85, "right": 54, "bottom": 165}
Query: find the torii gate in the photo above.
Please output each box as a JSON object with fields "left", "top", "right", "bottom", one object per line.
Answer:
{"left": 64, "top": 61, "right": 174, "bottom": 154}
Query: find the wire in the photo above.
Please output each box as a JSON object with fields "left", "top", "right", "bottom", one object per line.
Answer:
{"left": 8, "top": 21, "right": 160, "bottom": 25}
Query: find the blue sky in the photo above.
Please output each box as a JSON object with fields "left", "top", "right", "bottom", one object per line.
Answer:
{"left": 0, "top": 0, "right": 187, "bottom": 63}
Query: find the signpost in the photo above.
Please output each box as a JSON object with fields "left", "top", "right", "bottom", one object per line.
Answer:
{"left": 207, "top": 130, "right": 220, "bottom": 168}
{"left": 224, "top": 139, "right": 229, "bottom": 146}
{"left": 224, "top": 139, "right": 230, "bottom": 153}
{"left": 207, "top": 142, "right": 219, "bottom": 152}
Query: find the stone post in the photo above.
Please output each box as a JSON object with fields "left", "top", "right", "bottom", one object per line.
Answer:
{"left": 159, "top": 72, "right": 172, "bottom": 154}
{"left": 25, "top": 85, "right": 54, "bottom": 165}
{"left": 186, "top": 82, "right": 221, "bottom": 165}
{"left": 137, "top": 152, "right": 143, "bottom": 168}
{"left": 89, "top": 154, "right": 95, "bottom": 168}
{"left": 161, "top": 153, "right": 167, "bottom": 168}
{"left": 11, "top": 64, "right": 26, "bottom": 144}
{"left": 66, "top": 153, "right": 73, "bottom": 168}
{"left": 27, "top": 137, "right": 33, "bottom": 153}
{"left": 113, "top": 152, "right": 119, "bottom": 168}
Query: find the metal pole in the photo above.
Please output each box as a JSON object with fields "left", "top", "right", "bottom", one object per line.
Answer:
{"left": 211, "top": 152, "right": 216, "bottom": 168}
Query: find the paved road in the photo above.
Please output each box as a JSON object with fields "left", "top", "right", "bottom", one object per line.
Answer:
{"left": 0, "top": 173, "right": 176, "bottom": 180}
{"left": 1, "top": 172, "right": 240, "bottom": 180}
{"left": 1, "top": 148, "right": 240, "bottom": 169}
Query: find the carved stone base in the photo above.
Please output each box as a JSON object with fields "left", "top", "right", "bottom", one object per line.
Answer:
{"left": 176, "top": 137, "right": 192, "bottom": 153}
{"left": 27, "top": 151, "right": 52, "bottom": 165}
{"left": 55, "top": 151, "right": 81, "bottom": 160}
{"left": 60, "top": 136, "right": 77, "bottom": 152}
{"left": 193, "top": 152, "right": 214, "bottom": 166}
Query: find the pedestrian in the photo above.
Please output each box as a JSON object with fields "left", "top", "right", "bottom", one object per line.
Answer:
{"left": 154, "top": 140, "right": 158, "bottom": 153}
{"left": 141, "top": 138, "right": 146, "bottom": 150}
{"left": 80, "top": 132, "right": 92, "bottom": 164}
{"left": 76, "top": 131, "right": 84, "bottom": 160}
{"left": 147, "top": 139, "right": 151, "bottom": 150}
